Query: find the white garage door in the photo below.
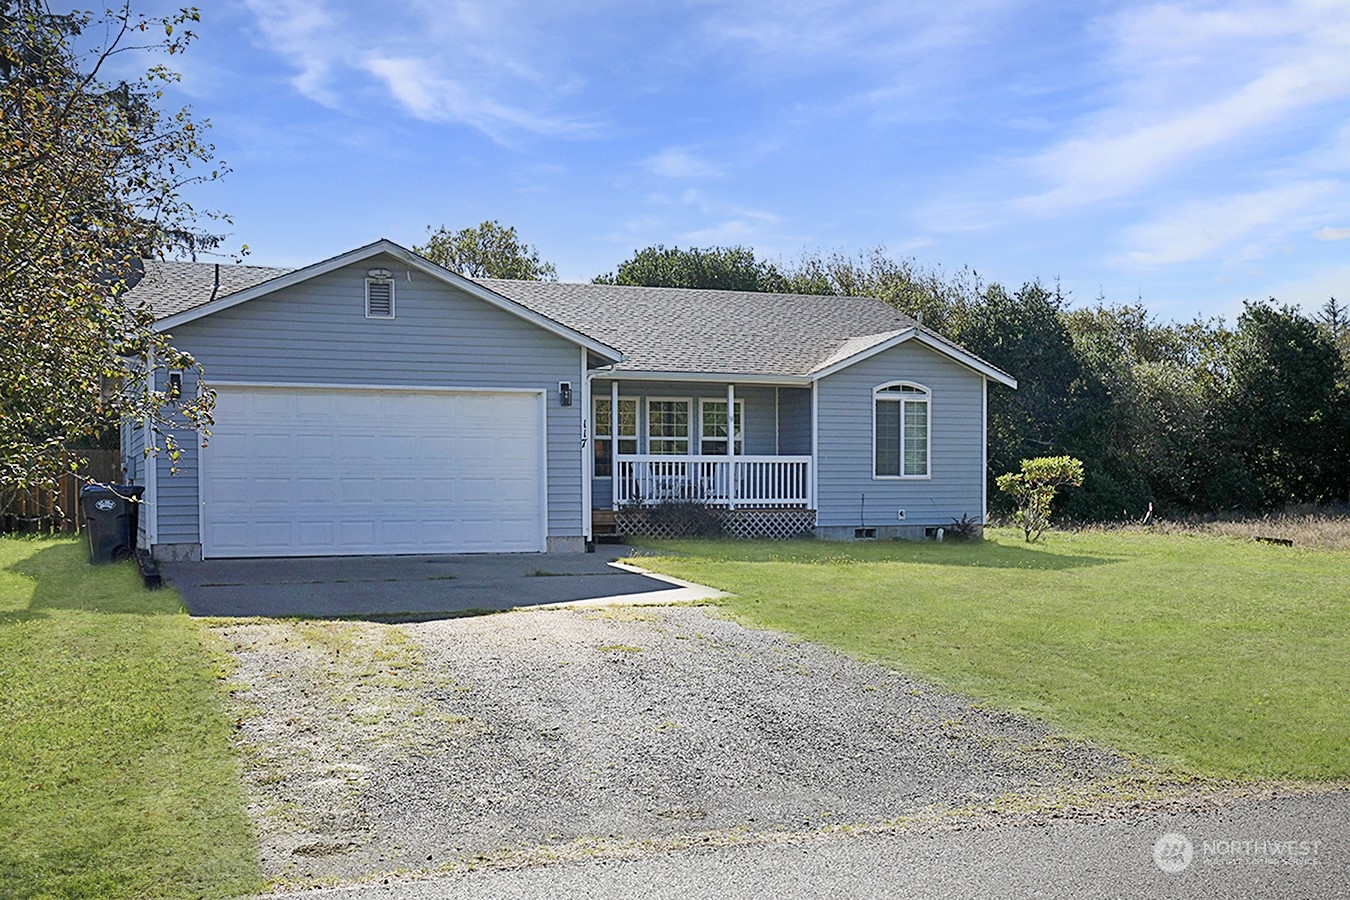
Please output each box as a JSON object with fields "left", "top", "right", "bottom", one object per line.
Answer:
{"left": 202, "top": 385, "right": 546, "bottom": 557}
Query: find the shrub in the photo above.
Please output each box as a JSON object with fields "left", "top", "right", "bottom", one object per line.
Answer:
{"left": 996, "top": 456, "right": 1085, "bottom": 542}
{"left": 947, "top": 513, "right": 983, "bottom": 541}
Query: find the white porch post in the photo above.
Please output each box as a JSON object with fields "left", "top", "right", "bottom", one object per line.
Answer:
{"left": 810, "top": 380, "right": 819, "bottom": 512}
{"left": 610, "top": 380, "right": 620, "bottom": 510}
{"left": 726, "top": 383, "right": 736, "bottom": 510}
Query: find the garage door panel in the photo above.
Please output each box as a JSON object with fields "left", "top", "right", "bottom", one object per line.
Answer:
{"left": 203, "top": 387, "right": 546, "bottom": 557}
{"left": 294, "top": 478, "right": 337, "bottom": 502}
{"left": 295, "top": 435, "right": 335, "bottom": 461}
{"left": 252, "top": 391, "right": 293, "bottom": 418}
{"left": 380, "top": 477, "right": 420, "bottom": 503}
{"left": 338, "top": 520, "right": 376, "bottom": 546}
{"left": 338, "top": 480, "right": 378, "bottom": 502}
{"left": 297, "top": 521, "right": 334, "bottom": 546}
{"left": 420, "top": 478, "right": 457, "bottom": 502}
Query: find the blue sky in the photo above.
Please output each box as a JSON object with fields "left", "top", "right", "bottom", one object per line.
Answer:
{"left": 150, "top": 0, "right": 1350, "bottom": 322}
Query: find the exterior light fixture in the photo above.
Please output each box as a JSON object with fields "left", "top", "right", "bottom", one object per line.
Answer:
{"left": 558, "top": 382, "right": 573, "bottom": 407}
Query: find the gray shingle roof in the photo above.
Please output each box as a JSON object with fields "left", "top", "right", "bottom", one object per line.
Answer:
{"left": 127, "top": 259, "right": 293, "bottom": 318}
{"left": 127, "top": 258, "right": 1009, "bottom": 381}
{"left": 478, "top": 279, "right": 921, "bottom": 376}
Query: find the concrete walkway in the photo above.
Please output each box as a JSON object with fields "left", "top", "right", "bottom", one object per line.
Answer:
{"left": 164, "top": 547, "right": 720, "bottom": 619}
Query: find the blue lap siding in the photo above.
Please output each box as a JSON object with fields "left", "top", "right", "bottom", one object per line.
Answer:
{"left": 150, "top": 254, "right": 585, "bottom": 549}
{"left": 815, "top": 341, "right": 986, "bottom": 529}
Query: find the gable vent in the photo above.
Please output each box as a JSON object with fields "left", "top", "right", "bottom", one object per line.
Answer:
{"left": 365, "top": 277, "right": 395, "bottom": 318}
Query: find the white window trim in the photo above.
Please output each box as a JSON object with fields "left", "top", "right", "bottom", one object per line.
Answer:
{"left": 646, "top": 397, "right": 693, "bottom": 455}
{"left": 698, "top": 398, "right": 744, "bottom": 455}
{"left": 365, "top": 277, "right": 396, "bottom": 319}
{"left": 593, "top": 395, "right": 638, "bottom": 474}
{"left": 872, "top": 381, "right": 932, "bottom": 480}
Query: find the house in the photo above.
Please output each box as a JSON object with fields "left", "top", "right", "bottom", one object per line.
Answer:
{"left": 120, "top": 239, "right": 1016, "bottom": 561}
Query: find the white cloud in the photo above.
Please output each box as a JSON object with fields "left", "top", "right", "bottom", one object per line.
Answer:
{"left": 239, "top": 0, "right": 601, "bottom": 141}
{"left": 1312, "top": 226, "right": 1350, "bottom": 241}
{"left": 692, "top": 0, "right": 1006, "bottom": 69}
{"left": 241, "top": 0, "right": 343, "bottom": 105}
{"left": 1014, "top": 1, "right": 1350, "bottom": 215}
{"left": 681, "top": 219, "right": 768, "bottom": 244}
{"left": 1262, "top": 262, "right": 1350, "bottom": 312}
{"left": 1117, "top": 182, "right": 1333, "bottom": 268}
{"left": 362, "top": 56, "right": 594, "bottom": 141}
{"left": 645, "top": 148, "right": 723, "bottom": 179}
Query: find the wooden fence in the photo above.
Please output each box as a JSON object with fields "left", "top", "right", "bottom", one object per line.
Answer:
{"left": 1, "top": 450, "right": 123, "bottom": 534}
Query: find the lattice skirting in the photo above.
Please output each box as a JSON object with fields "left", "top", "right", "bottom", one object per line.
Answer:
{"left": 614, "top": 508, "right": 816, "bottom": 540}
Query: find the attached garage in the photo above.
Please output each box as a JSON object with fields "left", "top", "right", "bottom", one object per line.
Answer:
{"left": 201, "top": 385, "right": 547, "bottom": 558}
{"left": 123, "top": 240, "right": 620, "bottom": 561}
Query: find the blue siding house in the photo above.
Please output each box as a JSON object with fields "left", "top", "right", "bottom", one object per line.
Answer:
{"left": 122, "top": 239, "right": 1015, "bottom": 560}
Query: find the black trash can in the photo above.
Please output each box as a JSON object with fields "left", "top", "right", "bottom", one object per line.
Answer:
{"left": 80, "top": 484, "right": 144, "bottom": 564}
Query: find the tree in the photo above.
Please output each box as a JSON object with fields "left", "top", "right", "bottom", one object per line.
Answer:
{"left": 1317, "top": 297, "right": 1350, "bottom": 369}
{"left": 1215, "top": 301, "right": 1346, "bottom": 508}
{"left": 785, "top": 247, "right": 980, "bottom": 334}
{"left": 1316, "top": 298, "right": 1350, "bottom": 503}
{"left": 594, "top": 245, "right": 790, "bottom": 292}
{"left": 1062, "top": 303, "right": 1226, "bottom": 516}
{"left": 951, "top": 281, "right": 1110, "bottom": 518}
{"left": 415, "top": 221, "right": 557, "bottom": 280}
{"left": 2, "top": 1, "right": 225, "bottom": 503}
{"left": 996, "top": 456, "right": 1085, "bottom": 542}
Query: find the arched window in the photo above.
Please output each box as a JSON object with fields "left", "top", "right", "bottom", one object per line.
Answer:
{"left": 873, "top": 382, "right": 930, "bottom": 478}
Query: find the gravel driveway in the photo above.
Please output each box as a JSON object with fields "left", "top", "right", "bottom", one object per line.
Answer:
{"left": 211, "top": 603, "right": 1156, "bottom": 889}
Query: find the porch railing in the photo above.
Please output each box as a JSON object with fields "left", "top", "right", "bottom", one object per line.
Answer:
{"left": 614, "top": 455, "right": 812, "bottom": 509}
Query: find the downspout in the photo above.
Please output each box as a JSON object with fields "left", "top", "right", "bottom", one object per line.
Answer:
{"left": 579, "top": 348, "right": 592, "bottom": 547}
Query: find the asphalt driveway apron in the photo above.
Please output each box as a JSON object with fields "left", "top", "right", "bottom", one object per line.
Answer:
{"left": 163, "top": 548, "right": 692, "bottom": 618}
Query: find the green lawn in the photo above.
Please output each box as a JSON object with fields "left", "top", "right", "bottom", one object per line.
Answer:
{"left": 0, "top": 537, "right": 260, "bottom": 899}
{"left": 632, "top": 528, "right": 1350, "bottom": 781}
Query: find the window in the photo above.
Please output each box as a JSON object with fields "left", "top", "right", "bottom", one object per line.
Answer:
{"left": 699, "top": 399, "right": 744, "bottom": 455}
{"left": 874, "top": 383, "right": 929, "bottom": 477}
{"left": 365, "top": 277, "right": 395, "bottom": 318}
{"left": 593, "top": 397, "right": 637, "bottom": 477}
{"left": 647, "top": 399, "right": 691, "bottom": 455}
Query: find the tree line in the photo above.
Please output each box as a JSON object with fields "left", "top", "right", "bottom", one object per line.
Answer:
{"left": 420, "top": 223, "right": 1350, "bottom": 520}
{"left": 4, "top": 0, "right": 1343, "bottom": 526}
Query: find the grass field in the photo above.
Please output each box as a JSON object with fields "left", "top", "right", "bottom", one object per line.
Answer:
{"left": 0, "top": 537, "right": 260, "bottom": 899}
{"left": 631, "top": 528, "right": 1349, "bottom": 781}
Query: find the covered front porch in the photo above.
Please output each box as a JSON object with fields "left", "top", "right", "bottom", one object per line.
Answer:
{"left": 588, "top": 377, "right": 815, "bottom": 515}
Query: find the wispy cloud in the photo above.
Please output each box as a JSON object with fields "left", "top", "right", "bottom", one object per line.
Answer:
{"left": 1014, "top": 1, "right": 1350, "bottom": 215}
{"left": 1312, "top": 226, "right": 1350, "bottom": 241}
{"left": 683, "top": 0, "right": 1020, "bottom": 123}
{"left": 362, "top": 56, "right": 596, "bottom": 141}
{"left": 602, "top": 186, "right": 783, "bottom": 250}
{"left": 1117, "top": 182, "right": 1333, "bottom": 268}
{"left": 645, "top": 147, "right": 723, "bottom": 179}
{"left": 675, "top": 190, "right": 780, "bottom": 243}
{"left": 240, "top": 0, "right": 600, "bottom": 142}
{"left": 241, "top": 0, "right": 343, "bottom": 105}
{"left": 691, "top": 0, "right": 1004, "bottom": 70}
